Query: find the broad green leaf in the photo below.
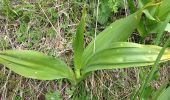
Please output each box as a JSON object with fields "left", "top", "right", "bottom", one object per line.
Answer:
{"left": 82, "top": 1, "right": 165, "bottom": 69}
{"left": 82, "top": 42, "right": 170, "bottom": 73}
{"left": 157, "top": 86, "right": 170, "bottom": 100}
{"left": 73, "top": 7, "right": 86, "bottom": 70}
{"left": 0, "top": 50, "right": 75, "bottom": 81}
{"left": 157, "top": 0, "right": 170, "bottom": 21}
{"left": 82, "top": 12, "right": 141, "bottom": 68}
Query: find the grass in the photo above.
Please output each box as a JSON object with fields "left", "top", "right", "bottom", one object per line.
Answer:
{"left": 0, "top": 0, "right": 170, "bottom": 100}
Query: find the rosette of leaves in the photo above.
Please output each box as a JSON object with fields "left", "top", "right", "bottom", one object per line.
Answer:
{"left": 0, "top": 0, "right": 170, "bottom": 99}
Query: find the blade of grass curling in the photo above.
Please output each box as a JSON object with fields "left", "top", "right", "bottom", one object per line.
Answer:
{"left": 134, "top": 35, "right": 170, "bottom": 99}
{"left": 73, "top": 6, "right": 86, "bottom": 79}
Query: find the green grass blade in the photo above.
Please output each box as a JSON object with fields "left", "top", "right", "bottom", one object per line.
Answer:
{"left": 82, "top": 42, "right": 170, "bottom": 74}
{"left": 0, "top": 50, "right": 75, "bottom": 82}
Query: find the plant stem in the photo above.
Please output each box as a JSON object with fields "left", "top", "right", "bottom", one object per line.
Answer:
{"left": 75, "top": 69, "right": 81, "bottom": 80}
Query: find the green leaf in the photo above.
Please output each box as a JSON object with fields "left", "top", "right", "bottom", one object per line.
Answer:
{"left": 73, "top": 6, "right": 86, "bottom": 69}
{"left": 143, "top": 10, "right": 156, "bottom": 20}
{"left": 157, "top": 86, "right": 170, "bottom": 100}
{"left": 137, "top": 19, "right": 148, "bottom": 37}
{"left": 73, "top": 6, "right": 86, "bottom": 79}
{"left": 0, "top": 50, "right": 75, "bottom": 81}
{"left": 136, "top": 0, "right": 161, "bottom": 37}
{"left": 157, "top": 0, "right": 170, "bottom": 21}
{"left": 82, "top": 42, "right": 170, "bottom": 73}
{"left": 82, "top": 12, "right": 141, "bottom": 68}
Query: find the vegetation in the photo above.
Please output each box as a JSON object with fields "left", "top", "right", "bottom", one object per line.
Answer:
{"left": 0, "top": 0, "right": 170, "bottom": 99}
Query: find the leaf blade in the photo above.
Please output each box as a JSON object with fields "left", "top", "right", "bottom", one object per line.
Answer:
{"left": 157, "top": 0, "right": 170, "bottom": 21}
{"left": 0, "top": 50, "right": 75, "bottom": 81}
{"left": 82, "top": 13, "right": 140, "bottom": 68}
{"left": 82, "top": 42, "right": 170, "bottom": 74}
{"left": 73, "top": 7, "right": 86, "bottom": 69}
